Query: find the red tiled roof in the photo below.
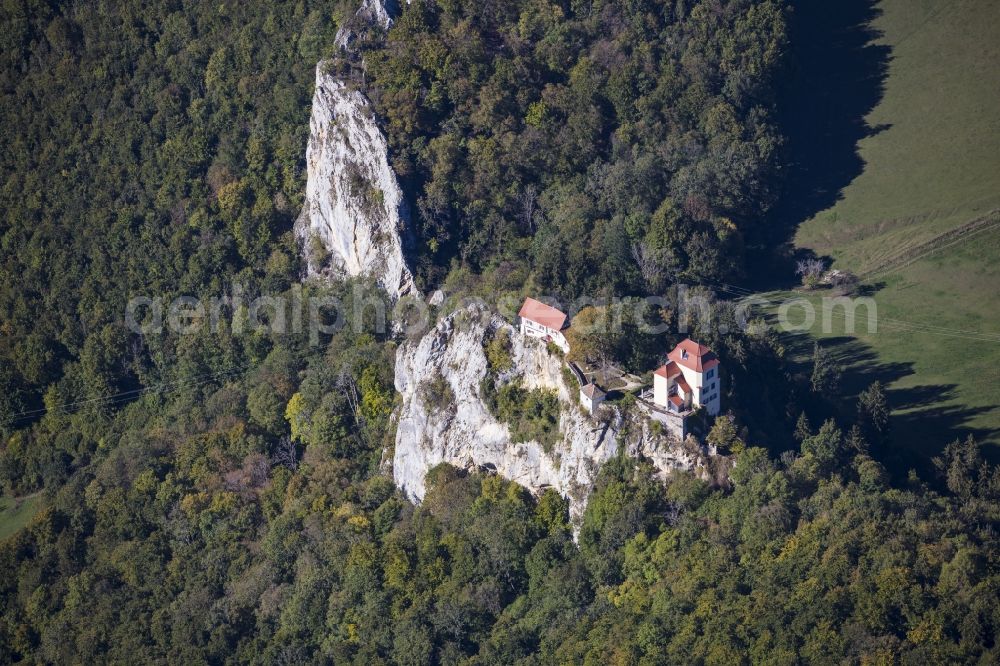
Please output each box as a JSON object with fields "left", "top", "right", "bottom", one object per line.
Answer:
{"left": 668, "top": 338, "right": 719, "bottom": 373}
{"left": 653, "top": 361, "right": 682, "bottom": 379}
{"left": 519, "top": 297, "right": 568, "bottom": 331}
{"left": 581, "top": 383, "right": 605, "bottom": 399}
{"left": 676, "top": 377, "right": 691, "bottom": 393}
{"left": 669, "top": 395, "right": 684, "bottom": 407}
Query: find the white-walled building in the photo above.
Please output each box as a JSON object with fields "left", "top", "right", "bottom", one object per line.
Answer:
{"left": 652, "top": 339, "right": 721, "bottom": 416}
{"left": 518, "top": 297, "right": 570, "bottom": 353}
{"left": 580, "top": 383, "right": 606, "bottom": 414}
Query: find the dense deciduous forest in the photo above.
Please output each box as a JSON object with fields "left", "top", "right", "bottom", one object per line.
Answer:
{"left": 3, "top": 383, "right": 999, "bottom": 662}
{"left": 1, "top": 0, "right": 353, "bottom": 438}
{"left": 366, "top": 0, "right": 786, "bottom": 293}
{"left": 1, "top": 0, "right": 999, "bottom": 663}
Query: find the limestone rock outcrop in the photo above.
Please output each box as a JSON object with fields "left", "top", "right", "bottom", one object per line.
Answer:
{"left": 392, "top": 304, "right": 722, "bottom": 523}
{"left": 295, "top": 0, "right": 416, "bottom": 298}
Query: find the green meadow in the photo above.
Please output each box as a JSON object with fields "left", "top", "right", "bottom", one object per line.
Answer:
{"left": 786, "top": 0, "right": 1000, "bottom": 456}
{"left": 0, "top": 493, "right": 43, "bottom": 542}
{"left": 795, "top": 0, "right": 1000, "bottom": 267}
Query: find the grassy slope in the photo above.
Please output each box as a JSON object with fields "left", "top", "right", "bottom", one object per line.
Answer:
{"left": 788, "top": 0, "right": 1000, "bottom": 456}
{"left": 795, "top": 0, "right": 1000, "bottom": 267}
{"left": 0, "top": 494, "right": 43, "bottom": 542}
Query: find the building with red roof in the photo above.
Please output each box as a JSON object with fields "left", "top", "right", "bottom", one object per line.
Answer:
{"left": 518, "top": 297, "right": 570, "bottom": 353}
{"left": 652, "top": 339, "right": 721, "bottom": 416}
{"left": 668, "top": 339, "right": 720, "bottom": 373}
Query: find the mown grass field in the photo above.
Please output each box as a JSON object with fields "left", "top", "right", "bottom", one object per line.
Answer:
{"left": 795, "top": 0, "right": 1000, "bottom": 267}
{"left": 785, "top": 0, "right": 1000, "bottom": 457}
{"left": 0, "top": 493, "right": 43, "bottom": 542}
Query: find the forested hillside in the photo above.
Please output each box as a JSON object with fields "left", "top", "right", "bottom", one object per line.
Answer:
{"left": 2, "top": 0, "right": 999, "bottom": 663}
{"left": 3, "top": 388, "right": 999, "bottom": 662}
{"left": 367, "top": 0, "right": 786, "bottom": 293}
{"left": 0, "top": 0, "right": 345, "bottom": 439}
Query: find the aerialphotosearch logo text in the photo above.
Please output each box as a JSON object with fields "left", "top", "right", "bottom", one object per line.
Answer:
{"left": 124, "top": 283, "right": 877, "bottom": 343}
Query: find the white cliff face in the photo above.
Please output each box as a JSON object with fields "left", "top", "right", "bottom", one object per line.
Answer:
{"left": 296, "top": 0, "right": 416, "bottom": 298}
{"left": 392, "top": 304, "right": 721, "bottom": 523}
{"left": 359, "top": 0, "right": 394, "bottom": 29}
{"left": 335, "top": 0, "right": 396, "bottom": 49}
{"left": 295, "top": 67, "right": 416, "bottom": 298}
{"left": 625, "top": 420, "right": 723, "bottom": 485}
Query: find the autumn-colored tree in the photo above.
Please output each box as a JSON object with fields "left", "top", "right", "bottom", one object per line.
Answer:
{"left": 565, "top": 306, "right": 617, "bottom": 381}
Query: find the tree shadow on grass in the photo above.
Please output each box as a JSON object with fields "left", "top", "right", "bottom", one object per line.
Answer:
{"left": 745, "top": 0, "right": 891, "bottom": 288}
{"left": 890, "top": 391, "right": 997, "bottom": 467}
{"left": 815, "top": 335, "right": 998, "bottom": 474}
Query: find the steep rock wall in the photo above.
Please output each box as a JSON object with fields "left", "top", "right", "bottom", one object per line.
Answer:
{"left": 392, "top": 304, "right": 720, "bottom": 522}
{"left": 295, "top": 0, "right": 416, "bottom": 298}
